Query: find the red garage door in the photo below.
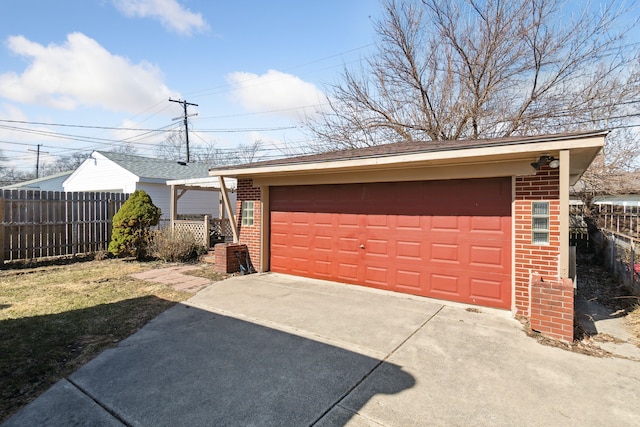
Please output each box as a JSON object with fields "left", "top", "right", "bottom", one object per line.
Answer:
{"left": 270, "top": 178, "right": 512, "bottom": 309}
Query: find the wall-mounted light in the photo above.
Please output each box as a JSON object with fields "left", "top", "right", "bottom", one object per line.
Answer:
{"left": 531, "top": 155, "right": 559, "bottom": 170}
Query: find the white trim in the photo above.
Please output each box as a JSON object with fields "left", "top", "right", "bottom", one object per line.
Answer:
{"left": 208, "top": 135, "right": 604, "bottom": 178}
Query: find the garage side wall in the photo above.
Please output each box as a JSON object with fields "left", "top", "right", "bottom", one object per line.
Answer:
{"left": 236, "top": 179, "right": 261, "bottom": 268}
{"left": 515, "top": 167, "right": 573, "bottom": 341}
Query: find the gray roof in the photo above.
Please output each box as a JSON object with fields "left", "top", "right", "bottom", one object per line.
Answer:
{"left": 96, "top": 151, "right": 210, "bottom": 181}
{"left": 3, "top": 170, "right": 74, "bottom": 189}
{"left": 209, "top": 130, "right": 607, "bottom": 172}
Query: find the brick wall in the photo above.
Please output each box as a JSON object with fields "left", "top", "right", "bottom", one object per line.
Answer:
{"left": 514, "top": 167, "right": 573, "bottom": 342}
{"left": 529, "top": 278, "right": 574, "bottom": 341}
{"left": 236, "top": 178, "right": 261, "bottom": 271}
{"left": 213, "top": 243, "right": 249, "bottom": 274}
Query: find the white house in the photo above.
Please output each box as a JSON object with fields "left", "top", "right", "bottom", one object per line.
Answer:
{"left": 3, "top": 170, "right": 74, "bottom": 191}
{"left": 63, "top": 151, "right": 236, "bottom": 222}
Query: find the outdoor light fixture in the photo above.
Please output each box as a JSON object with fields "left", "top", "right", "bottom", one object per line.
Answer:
{"left": 531, "top": 155, "right": 559, "bottom": 170}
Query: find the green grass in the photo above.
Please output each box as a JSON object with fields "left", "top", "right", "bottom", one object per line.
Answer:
{"left": 0, "top": 259, "right": 194, "bottom": 422}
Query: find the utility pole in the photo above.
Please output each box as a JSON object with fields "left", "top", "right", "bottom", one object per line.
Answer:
{"left": 27, "top": 144, "right": 48, "bottom": 178}
{"left": 169, "top": 98, "right": 198, "bottom": 162}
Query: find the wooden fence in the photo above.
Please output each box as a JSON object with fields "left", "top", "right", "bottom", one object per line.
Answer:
{"left": 596, "top": 203, "right": 640, "bottom": 239}
{"left": 1, "top": 190, "right": 128, "bottom": 263}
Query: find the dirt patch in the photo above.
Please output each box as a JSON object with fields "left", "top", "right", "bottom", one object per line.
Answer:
{"left": 576, "top": 252, "right": 638, "bottom": 313}
{"left": 527, "top": 251, "right": 640, "bottom": 357}
{"left": 626, "top": 304, "right": 640, "bottom": 346}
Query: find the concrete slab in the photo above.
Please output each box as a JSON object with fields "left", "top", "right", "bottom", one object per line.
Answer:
{"left": 575, "top": 296, "right": 640, "bottom": 360}
{"left": 188, "top": 273, "right": 443, "bottom": 357}
{"left": 3, "top": 379, "right": 124, "bottom": 427}
{"left": 326, "top": 304, "right": 640, "bottom": 427}
{"left": 67, "top": 304, "right": 414, "bottom": 427}
{"left": 5, "top": 272, "right": 640, "bottom": 427}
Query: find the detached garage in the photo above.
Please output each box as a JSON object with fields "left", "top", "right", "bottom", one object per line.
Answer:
{"left": 209, "top": 131, "right": 606, "bottom": 342}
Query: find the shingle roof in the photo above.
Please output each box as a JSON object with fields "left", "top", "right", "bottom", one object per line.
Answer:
{"left": 96, "top": 151, "right": 210, "bottom": 181}
{"left": 209, "top": 130, "right": 607, "bottom": 172}
{"left": 3, "top": 170, "right": 74, "bottom": 188}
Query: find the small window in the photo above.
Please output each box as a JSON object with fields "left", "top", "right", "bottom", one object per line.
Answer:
{"left": 532, "top": 201, "right": 549, "bottom": 244}
{"left": 241, "top": 201, "right": 254, "bottom": 226}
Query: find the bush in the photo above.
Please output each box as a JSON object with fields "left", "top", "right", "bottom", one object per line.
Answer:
{"left": 108, "top": 190, "right": 161, "bottom": 259}
{"left": 150, "top": 228, "right": 207, "bottom": 262}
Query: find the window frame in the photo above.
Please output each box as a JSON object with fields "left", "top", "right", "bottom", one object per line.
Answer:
{"left": 241, "top": 200, "right": 255, "bottom": 226}
{"left": 531, "top": 201, "right": 550, "bottom": 245}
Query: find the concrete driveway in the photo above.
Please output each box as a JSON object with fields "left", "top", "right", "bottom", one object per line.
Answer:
{"left": 4, "top": 273, "right": 640, "bottom": 426}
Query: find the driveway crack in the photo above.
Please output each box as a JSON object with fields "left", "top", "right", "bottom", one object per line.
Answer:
{"left": 309, "top": 305, "right": 444, "bottom": 426}
{"left": 66, "top": 378, "right": 131, "bottom": 426}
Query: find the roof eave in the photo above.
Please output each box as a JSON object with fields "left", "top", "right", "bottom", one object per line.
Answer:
{"left": 208, "top": 133, "right": 606, "bottom": 180}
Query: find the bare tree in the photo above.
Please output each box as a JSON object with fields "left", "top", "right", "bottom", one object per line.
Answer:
{"left": 235, "top": 140, "right": 264, "bottom": 165}
{"left": 155, "top": 128, "right": 266, "bottom": 166}
{"left": 308, "top": 0, "right": 640, "bottom": 149}
{"left": 156, "top": 129, "right": 186, "bottom": 161}
{"left": 40, "top": 152, "right": 90, "bottom": 175}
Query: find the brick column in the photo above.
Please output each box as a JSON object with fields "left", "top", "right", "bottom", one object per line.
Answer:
{"left": 236, "top": 179, "right": 261, "bottom": 270}
{"left": 515, "top": 167, "right": 574, "bottom": 342}
{"left": 530, "top": 278, "right": 574, "bottom": 342}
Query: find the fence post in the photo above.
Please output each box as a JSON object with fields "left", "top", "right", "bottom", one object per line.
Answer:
{"left": 632, "top": 240, "right": 637, "bottom": 291}
{"left": 610, "top": 232, "right": 615, "bottom": 272}
{"left": 204, "top": 215, "right": 210, "bottom": 247}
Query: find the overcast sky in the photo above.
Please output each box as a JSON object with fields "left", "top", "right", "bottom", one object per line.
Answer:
{"left": 0, "top": 0, "right": 380, "bottom": 172}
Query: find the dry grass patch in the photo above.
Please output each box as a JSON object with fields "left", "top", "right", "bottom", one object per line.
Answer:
{"left": 627, "top": 304, "right": 640, "bottom": 346}
{"left": 0, "top": 259, "right": 191, "bottom": 422}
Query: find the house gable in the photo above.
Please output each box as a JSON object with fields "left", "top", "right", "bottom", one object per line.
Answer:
{"left": 64, "top": 152, "right": 139, "bottom": 193}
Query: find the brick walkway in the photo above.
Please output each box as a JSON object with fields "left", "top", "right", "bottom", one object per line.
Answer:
{"left": 130, "top": 266, "right": 213, "bottom": 293}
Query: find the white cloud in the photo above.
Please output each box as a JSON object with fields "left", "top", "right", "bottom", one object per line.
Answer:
{"left": 0, "top": 33, "right": 176, "bottom": 113}
{"left": 112, "top": 0, "right": 208, "bottom": 36}
{"left": 227, "top": 70, "right": 329, "bottom": 121}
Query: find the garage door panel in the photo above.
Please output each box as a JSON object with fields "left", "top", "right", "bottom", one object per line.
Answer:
{"left": 396, "top": 269, "right": 423, "bottom": 291}
{"left": 365, "top": 239, "right": 389, "bottom": 256}
{"left": 338, "top": 263, "right": 359, "bottom": 281}
{"left": 313, "top": 260, "right": 332, "bottom": 278}
{"left": 291, "top": 233, "right": 310, "bottom": 250}
{"left": 364, "top": 266, "right": 388, "bottom": 287}
{"left": 396, "top": 215, "right": 422, "bottom": 229}
{"left": 338, "top": 237, "right": 359, "bottom": 254}
{"left": 313, "top": 235, "right": 333, "bottom": 251}
{"left": 430, "top": 216, "right": 459, "bottom": 230}
{"left": 469, "top": 245, "right": 505, "bottom": 268}
{"left": 314, "top": 212, "right": 334, "bottom": 226}
{"left": 396, "top": 240, "right": 422, "bottom": 259}
{"left": 338, "top": 213, "right": 359, "bottom": 227}
{"left": 270, "top": 178, "right": 512, "bottom": 309}
{"left": 470, "top": 216, "right": 505, "bottom": 232}
{"left": 469, "top": 277, "right": 505, "bottom": 301}
{"left": 429, "top": 243, "right": 460, "bottom": 263}
{"left": 429, "top": 273, "right": 461, "bottom": 296}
